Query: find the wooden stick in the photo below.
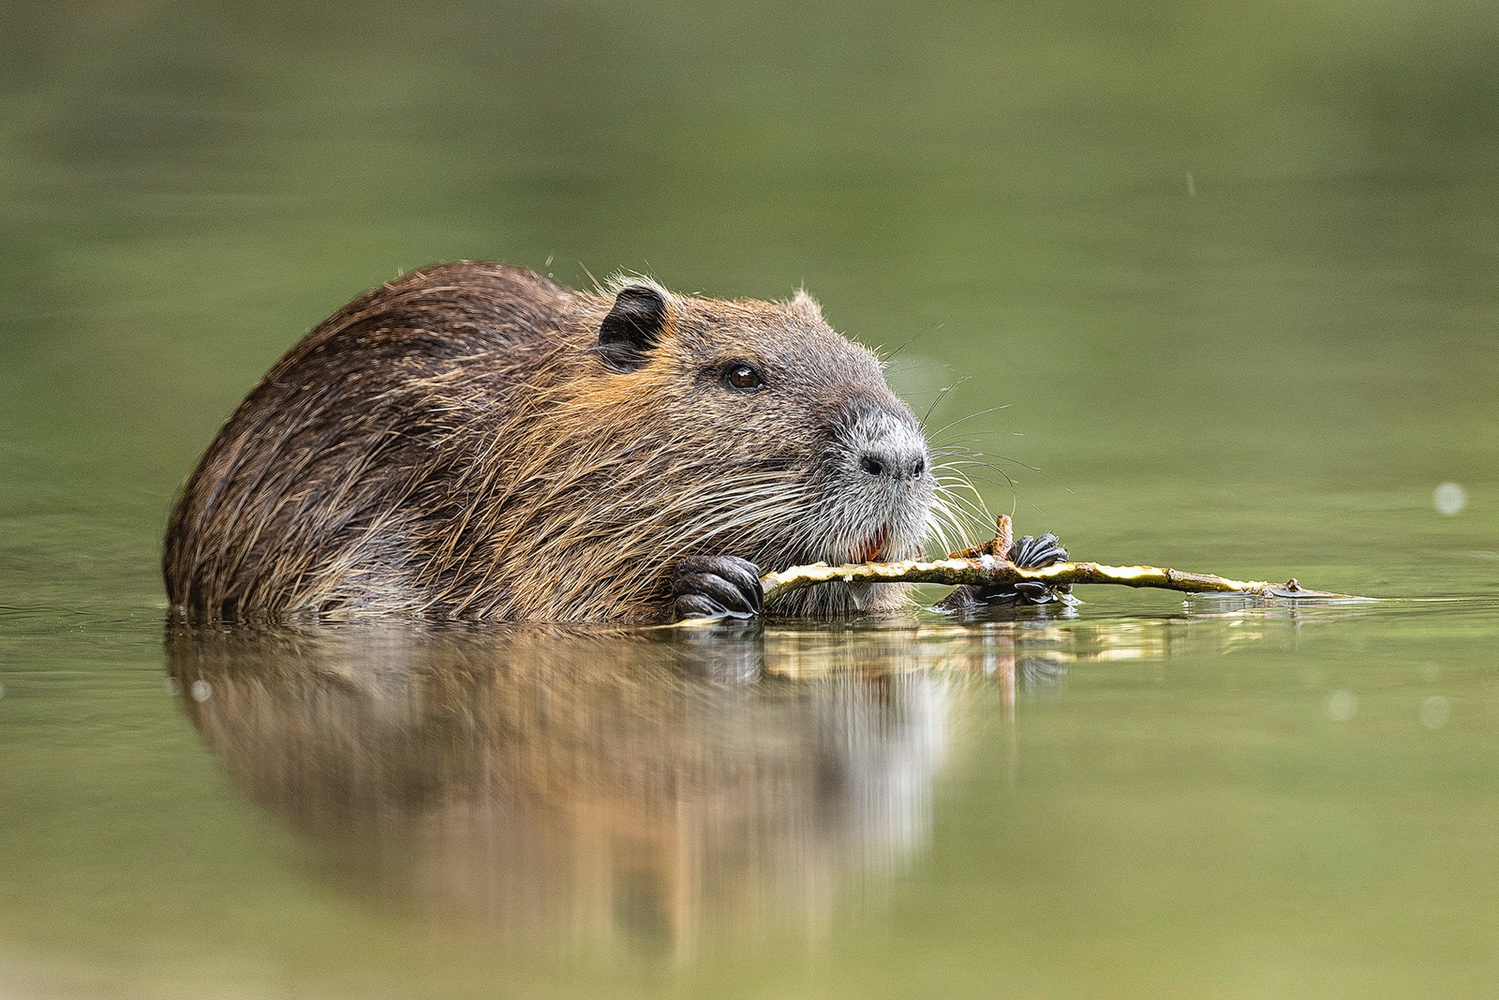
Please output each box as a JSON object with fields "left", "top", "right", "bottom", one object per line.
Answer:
{"left": 760, "top": 516, "right": 1367, "bottom": 603}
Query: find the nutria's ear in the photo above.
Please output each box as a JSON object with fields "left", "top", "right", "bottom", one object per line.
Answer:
{"left": 597, "top": 284, "right": 667, "bottom": 372}
{"left": 790, "top": 288, "right": 824, "bottom": 321}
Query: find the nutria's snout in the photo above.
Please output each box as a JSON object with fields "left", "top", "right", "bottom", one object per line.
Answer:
{"left": 830, "top": 396, "right": 935, "bottom": 563}
{"left": 852, "top": 409, "right": 929, "bottom": 484}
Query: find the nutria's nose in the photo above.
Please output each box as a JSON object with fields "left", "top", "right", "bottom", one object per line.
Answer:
{"left": 859, "top": 448, "right": 927, "bottom": 482}
{"left": 845, "top": 396, "right": 931, "bottom": 484}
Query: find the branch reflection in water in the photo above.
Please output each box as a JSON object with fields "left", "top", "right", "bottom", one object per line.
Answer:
{"left": 163, "top": 622, "right": 979, "bottom": 957}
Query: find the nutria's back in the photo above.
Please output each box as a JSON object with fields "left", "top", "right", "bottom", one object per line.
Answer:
{"left": 164, "top": 263, "right": 938, "bottom": 622}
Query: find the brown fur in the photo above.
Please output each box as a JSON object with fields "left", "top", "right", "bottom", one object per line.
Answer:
{"left": 163, "top": 263, "right": 939, "bottom": 622}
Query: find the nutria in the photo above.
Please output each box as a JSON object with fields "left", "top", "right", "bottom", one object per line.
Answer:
{"left": 163, "top": 263, "right": 1063, "bottom": 623}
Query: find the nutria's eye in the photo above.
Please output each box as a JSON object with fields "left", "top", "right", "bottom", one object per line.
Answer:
{"left": 723, "top": 363, "right": 765, "bottom": 391}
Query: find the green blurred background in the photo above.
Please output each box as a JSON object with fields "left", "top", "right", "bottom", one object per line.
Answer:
{"left": 4, "top": 0, "right": 1496, "bottom": 587}
{"left": 3, "top": 0, "right": 1498, "bottom": 996}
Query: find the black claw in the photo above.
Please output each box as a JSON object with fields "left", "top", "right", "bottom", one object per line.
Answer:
{"left": 950, "top": 532, "right": 1074, "bottom": 608}
{"left": 673, "top": 594, "right": 724, "bottom": 620}
{"left": 1010, "top": 581, "right": 1056, "bottom": 603}
{"left": 673, "top": 555, "right": 764, "bottom": 620}
{"left": 693, "top": 556, "right": 763, "bottom": 610}
{"left": 1009, "top": 533, "right": 1067, "bottom": 569}
{"left": 677, "top": 572, "right": 755, "bottom": 615}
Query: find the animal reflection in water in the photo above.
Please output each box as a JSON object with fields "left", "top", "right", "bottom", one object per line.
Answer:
{"left": 165, "top": 623, "right": 995, "bottom": 956}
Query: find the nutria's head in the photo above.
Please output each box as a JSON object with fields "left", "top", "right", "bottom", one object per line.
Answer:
{"left": 512, "top": 277, "right": 939, "bottom": 617}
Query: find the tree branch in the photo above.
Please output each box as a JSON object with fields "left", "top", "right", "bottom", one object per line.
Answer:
{"left": 761, "top": 516, "right": 1366, "bottom": 603}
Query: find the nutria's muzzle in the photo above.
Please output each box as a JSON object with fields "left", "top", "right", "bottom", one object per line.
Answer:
{"left": 833, "top": 396, "right": 935, "bottom": 563}
{"left": 842, "top": 396, "right": 932, "bottom": 487}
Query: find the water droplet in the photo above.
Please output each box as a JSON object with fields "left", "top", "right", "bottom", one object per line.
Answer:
{"left": 1433, "top": 482, "right": 1467, "bottom": 516}
{"left": 1420, "top": 695, "right": 1451, "bottom": 730}
{"left": 1323, "top": 689, "right": 1358, "bottom": 722}
{"left": 190, "top": 680, "right": 212, "bottom": 703}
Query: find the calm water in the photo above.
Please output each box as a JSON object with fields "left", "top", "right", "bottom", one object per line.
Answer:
{"left": 3, "top": 1, "right": 1498, "bottom": 997}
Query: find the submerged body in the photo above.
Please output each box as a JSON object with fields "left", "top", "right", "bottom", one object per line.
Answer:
{"left": 164, "top": 263, "right": 940, "bottom": 623}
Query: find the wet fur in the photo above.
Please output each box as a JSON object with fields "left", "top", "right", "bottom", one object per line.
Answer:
{"left": 164, "top": 263, "right": 940, "bottom": 623}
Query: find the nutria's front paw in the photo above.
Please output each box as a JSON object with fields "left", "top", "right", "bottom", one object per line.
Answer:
{"left": 673, "top": 555, "right": 764, "bottom": 621}
{"left": 1009, "top": 533, "right": 1067, "bottom": 569}
{"left": 1001, "top": 533, "right": 1073, "bottom": 605}
{"left": 937, "top": 532, "right": 1075, "bottom": 612}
